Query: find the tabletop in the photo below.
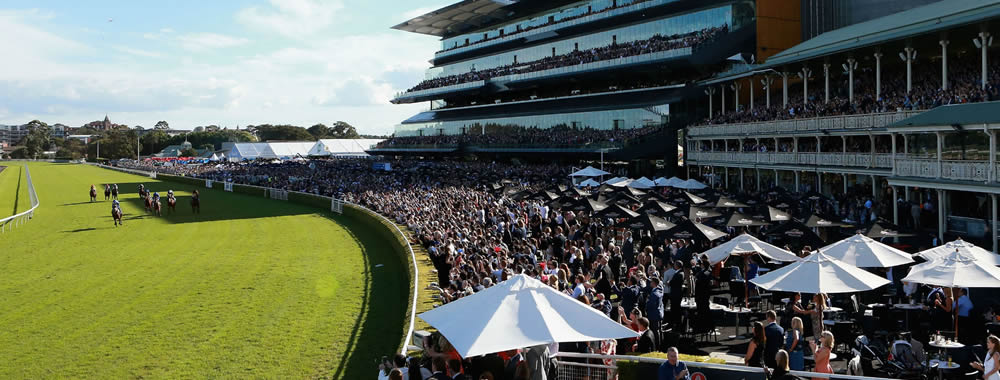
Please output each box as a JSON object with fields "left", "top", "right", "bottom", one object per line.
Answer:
{"left": 929, "top": 341, "right": 965, "bottom": 349}
{"left": 929, "top": 359, "right": 961, "bottom": 369}
{"left": 893, "top": 303, "right": 926, "bottom": 310}
{"left": 724, "top": 306, "right": 751, "bottom": 313}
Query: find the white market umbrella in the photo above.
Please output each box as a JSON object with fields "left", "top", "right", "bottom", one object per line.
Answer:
{"left": 629, "top": 177, "right": 655, "bottom": 189}
{"left": 603, "top": 177, "right": 628, "bottom": 185}
{"left": 570, "top": 166, "right": 612, "bottom": 177}
{"left": 819, "top": 233, "right": 915, "bottom": 268}
{"left": 419, "top": 274, "right": 638, "bottom": 358}
{"left": 751, "top": 251, "right": 890, "bottom": 294}
{"left": 903, "top": 250, "right": 1000, "bottom": 339}
{"left": 665, "top": 177, "right": 686, "bottom": 187}
{"left": 609, "top": 179, "right": 633, "bottom": 187}
{"left": 676, "top": 179, "right": 707, "bottom": 190}
{"left": 578, "top": 178, "right": 600, "bottom": 187}
{"left": 917, "top": 238, "right": 1000, "bottom": 266}
{"left": 701, "top": 233, "right": 801, "bottom": 265}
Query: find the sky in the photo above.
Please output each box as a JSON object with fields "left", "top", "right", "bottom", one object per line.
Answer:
{"left": 0, "top": 0, "right": 454, "bottom": 135}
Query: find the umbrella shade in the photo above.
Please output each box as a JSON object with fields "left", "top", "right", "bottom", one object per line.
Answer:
{"left": 726, "top": 212, "right": 771, "bottom": 227}
{"left": 614, "top": 187, "right": 647, "bottom": 198}
{"left": 529, "top": 190, "right": 561, "bottom": 201}
{"left": 603, "top": 177, "right": 628, "bottom": 185}
{"left": 689, "top": 206, "right": 723, "bottom": 221}
{"left": 547, "top": 184, "right": 569, "bottom": 193}
{"left": 767, "top": 206, "right": 793, "bottom": 222}
{"left": 595, "top": 184, "right": 617, "bottom": 194}
{"left": 805, "top": 214, "right": 851, "bottom": 228}
{"left": 607, "top": 193, "right": 642, "bottom": 207}
{"left": 714, "top": 196, "right": 749, "bottom": 208}
{"left": 570, "top": 166, "right": 612, "bottom": 177}
{"left": 818, "top": 233, "right": 915, "bottom": 268}
{"left": 679, "top": 179, "right": 708, "bottom": 190}
{"left": 685, "top": 192, "right": 709, "bottom": 204}
{"left": 765, "top": 221, "right": 826, "bottom": 248}
{"left": 629, "top": 177, "right": 656, "bottom": 189}
{"left": 565, "top": 187, "right": 591, "bottom": 197}
{"left": 548, "top": 197, "right": 578, "bottom": 210}
{"left": 419, "top": 274, "right": 639, "bottom": 358}
{"left": 903, "top": 250, "right": 1000, "bottom": 288}
{"left": 577, "top": 178, "right": 601, "bottom": 188}
{"left": 799, "top": 190, "right": 830, "bottom": 202}
{"left": 636, "top": 200, "right": 677, "bottom": 216}
{"left": 701, "top": 233, "right": 800, "bottom": 265}
{"left": 594, "top": 204, "right": 640, "bottom": 220}
{"left": 917, "top": 239, "right": 1000, "bottom": 266}
{"left": 865, "top": 221, "right": 916, "bottom": 238}
{"left": 571, "top": 198, "right": 609, "bottom": 213}
{"left": 750, "top": 251, "right": 891, "bottom": 294}
{"left": 653, "top": 177, "right": 670, "bottom": 187}
{"left": 659, "top": 220, "right": 727, "bottom": 243}
{"left": 615, "top": 213, "right": 676, "bottom": 232}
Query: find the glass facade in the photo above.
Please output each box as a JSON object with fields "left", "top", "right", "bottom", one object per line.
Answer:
{"left": 435, "top": 5, "right": 735, "bottom": 77}
{"left": 393, "top": 105, "right": 668, "bottom": 137}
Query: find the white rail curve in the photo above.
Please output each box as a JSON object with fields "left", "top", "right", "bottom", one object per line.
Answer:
{"left": 0, "top": 164, "right": 40, "bottom": 233}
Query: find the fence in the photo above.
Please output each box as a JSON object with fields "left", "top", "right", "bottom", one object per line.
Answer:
{"left": 0, "top": 165, "right": 40, "bottom": 233}
{"left": 552, "top": 352, "right": 883, "bottom": 380}
{"left": 90, "top": 163, "right": 420, "bottom": 355}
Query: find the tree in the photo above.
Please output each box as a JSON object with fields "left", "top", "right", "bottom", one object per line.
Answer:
{"left": 154, "top": 121, "right": 170, "bottom": 130}
{"left": 330, "top": 121, "right": 360, "bottom": 138}
{"left": 253, "top": 124, "right": 315, "bottom": 141}
{"left": 308, "top": 123, "right": 330, "bottom": 139}
{"left": 161, "top": 130, "right": 256, "bottom": 151}
{"left": 199, "top": 143, "right": 214, "bottom": 151}
{"left": 88, "top": 129, "right": 139, "bottom": 159}
{"left": 140, "top": 130, "right": 170, "bottom": 155}
{"left": 179, "top": 147, "right": 199, "bottom": 157}
{"left": 19, "top": 120, "right": 53, "bottom": 158}
{"left": 194, "top": 126, "right": 205, "bottom": 132}
{"left": 56, "top": 138, "right": 86, "bottom": 160}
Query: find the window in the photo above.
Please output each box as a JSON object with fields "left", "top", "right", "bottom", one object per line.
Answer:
{"left": 574, "top": 43, "right": 579, "bottom": 51}
{"left": 552, "top": 47, "right": 556, "bottom": 57}
{"left": 548, "top": 15, "right": 555, "bottom": 23}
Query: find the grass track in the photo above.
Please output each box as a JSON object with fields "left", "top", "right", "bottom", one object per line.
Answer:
{"left": 0, "top": 162, "right": 407, "bottom": 379}
{"left": 0, "top": 165, "right": 31, "bottom": 217}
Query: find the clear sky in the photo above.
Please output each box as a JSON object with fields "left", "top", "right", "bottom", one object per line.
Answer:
{"left": 0, "top": 0, "right": 454, "bottom": 134}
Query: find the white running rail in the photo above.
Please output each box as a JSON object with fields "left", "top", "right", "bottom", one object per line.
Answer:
{"left": 0, "top": 165, "right": 40, "bottom": 233}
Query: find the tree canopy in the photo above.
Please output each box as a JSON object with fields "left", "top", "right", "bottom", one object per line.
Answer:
{"left": 251, "top": 124, "right": 315, "bottom": 141}
{"left": 306, "top": 121, "right": 360, "bottom": 139}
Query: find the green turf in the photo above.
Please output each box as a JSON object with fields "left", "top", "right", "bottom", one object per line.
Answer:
{"left": 0, "top": 162, "right": 408, "bottom": 379}
{"left": 0, "top": 165, "right": 31, "bottom": 217}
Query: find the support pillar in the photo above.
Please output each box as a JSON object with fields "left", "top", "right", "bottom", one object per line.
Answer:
{"left": 901, "top": 47, "right": 915, "bottom": 93}
{"left": 705, "top": 87, "right": 715, "bottom": 119}
{"left": 891, "top": 133, "right": 898, "bottom": 176}
{"left": 763, "top": 76, "right": 773, "bottom": 108}
{"left": 874, "top": 52, "right": 883, "bottom": 99}
{"left": 990, "top": 130, "right": 996, "bottom": 183}
{"left": 823, "top": 63, "right": 830, "bottom": 103}
{"left": 731, "top": 82, "right": 742, "bottom": 112}
{"left": 892, "top": 186, "right": 899, "bottom": 225}
{"left": 845, "top": 58, "right": 857, "bottom": 103}
{"left": 756, "top": 168, "right": 761, "bottom": 192}
{"left": 740, "top": 168, "right": 745, "bottom": 191}
{"left": 795, "top": 171, "right": 800, "bottom": 192}
{"left": 843, "top": 173, "right": 849, "bottom": 194}
{"left": 720, "top": 85, "right": 726, "bottom": 115}
{"left": 725, "top": 167, "right": 729, "bottom": 189}
{"left": 871, "top": 175, "right": 877, "bottom": 199}
{"left": 800, "top": 67, "right": 812, "bottom": 104}
{"left": 936, "top": 132, "right": 943, "bottom": 178}
{"left": 993, "top": 194, "right": 998, "bottom": 253}
{"left": 937, "top": 189, "right": 946, "bottom": 243}
{"left": 749, "top": 77, "right": 754, "bottom": 110}
{"left": 976, "top": 32, "right": 992, "bottom": 89}
{"left": 940, "top": 39, "right": 950, "bottom": 90}
{"left": 782, "top": 72, "right": 789, "bottom": 107}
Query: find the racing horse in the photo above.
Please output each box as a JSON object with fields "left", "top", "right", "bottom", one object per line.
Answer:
{"left": 90, "top": 185, "right": 98, "bottom": 202}
{"left": 104, "top": 184, "right": 111, "bottom": 200}
{"left": 112, "top": 204, "right": 123, "bottom": 227}
{"left": 190, "top": 190, "right": 200, "bottom": 214}
{"left": 166, "top": 194, "right": 177, "bottom": 214}
{"left": 151, "top": 197, "right": 162, "bottom": 217}
{"left": 111, "top": 185, "right": 119, "bottom": 200}
{"left": 143, "top": 191, "right": 153, "bottom": 213}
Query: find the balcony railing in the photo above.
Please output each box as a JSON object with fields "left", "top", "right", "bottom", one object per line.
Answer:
{"left": 392, "top": 81, "right": 485, "bottom": 102}
{"left": 687, "top": 151, "right": 893, "bottom": 169}
{"left": 686, "top": 111, "right": 922, "bottom": 137}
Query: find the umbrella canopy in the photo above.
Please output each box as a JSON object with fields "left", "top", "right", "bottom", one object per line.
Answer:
{"left": 615, "top": 213, "right": 676, "bottom": 232}
{"left": 569, "top": 166, "right": 612, "bottom": 177}
{"left": 689, "top": 206, "right": 723, "bottom": 221}
{"left": 714, "top": 196, "right": 749, "bottom": 208}
{"left": 799, "top": 190, "right": 830, "bottom": 202}
{"left": 805, "top": 214, "right": 851, "bottom": 228}
{"left": 629, "top": 177, "right": 656, "bottom": 189}
{"left": 594, "top": 204, "right": 640, "bottom": 220}
{"left": 419, "top": 274, "right": 639, "bottom": 358}
{"left": 614, "top": 187, "right": 647, "bottom": 198}
{"left": 565, "top": 187, "right": 590, "bottom": 197}
{"left": 676, "top": 179, "right": 708, "bottom": 190}
{"left": 653, "top": 177, "right": 670, "bottom": 187}
{"left": 765, "top": 221, "right": 826, "bottom": 248}
{"left": 603, "top": 177, "right": 628, "bottom": 185}
{"left": 726, "top": 213, "right": 771, "bottom": 227}
{"left": 636, "top": 200, "right": 677, "bottom": 216}
{"left": 903, "top": 250, "right": 1000, "bottom": 288}
{"left": 767, "top": 206, "right": 793, "bottom": 222}
{"left": 577, "top": 178, "right": 601, "bottom": 188}
{"left": 685, "top": 192, "right": 709, "bottom": 205}
{"left": 606, "top": 192, "right": 642, "bottom": 207}
{"left": 865, "top": 221, "right": 916, "bottom": 238}
{"left": 917, "top": 239, "right": 1000, "bottom": 266}
{"left": 750, "top": 251, "right": 891, "bottom": 294}
{"left": 528, "top": 190, "right": 561, "bottom": 202}
{"left": 701, "top": 233, "right": 801, "bottom": 265}
{"left": 665, "top": 177, "right": 686, "bottom": 187}
{"left": 570, "top": 198, "right": 609, "bottom": 213}
{"left": 818, "top": 233, "right": 915, "bottom": 268}
{"left": 659, "top": 220, "right": 727, "bottom": 243}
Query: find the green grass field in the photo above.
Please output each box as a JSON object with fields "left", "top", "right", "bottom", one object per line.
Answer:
{"left": 0, "top": 162, "right": 408, "bottom": 379}
{"left": 0, "top": 165, "right": 32, "bottom": 217}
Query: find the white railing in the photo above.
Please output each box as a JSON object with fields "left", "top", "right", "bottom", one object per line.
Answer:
{"left": 687, "top": 111, "right": 922, "bottom": 137}
{"left": 0, "top": 165, "right": 40, "bottom": 233}
{"left": 941, "top": 160, "right": 991, "bottom": 182}
{"left": 688, "top": 151, "right": 892, "bottom": 169}
{"left": 894, "top": 158, "right": 940, "bottom": 178}
{"left": 91, "top": 163, "right": 420, "bottom": 355}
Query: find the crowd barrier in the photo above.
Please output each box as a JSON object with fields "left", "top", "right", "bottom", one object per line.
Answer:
{"left": 91, "top": 164, "right": 420, "bottom": 355}
{"left": 0, "top": 164, "right": 40, "bottom": 233}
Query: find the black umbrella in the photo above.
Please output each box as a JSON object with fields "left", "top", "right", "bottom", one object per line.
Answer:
{"left": 866, "top": 221, "right": 917, "bottom": 238}
{"left": 615, "top": 213, "right": 675, "bottom": 232}
{"left": 594, "top": 204, "right": 640, "bottom": 220}
{"left": 714, "top": 196, "right": 749, "bottom": 208}
{"left": 658, "top": 220, "right": 727, "bottom": 242}
{"left": 606, "top": 192, "right": 642, "bottom": 207}
{"left": 685, "top": 192, "right": 709, "bottom": 205}
{"left": 570, "top": 198, "right": 608, "bottom": 213}
{"left": 547, "top": 184, "right": 568, "bottom": 194}
{"left": 615, "top": 187, "right": 647, "bottom": 198}
{"left": 765, "top": 221, "right": 825, "bottom": 248}
{"left": 636, "top": 200, "right": 677, "bottom": 216}
{"left": 528, "top": 190, "right": 560, "bottom": 202}
{"left": 727, "top": 212, "right": 771, "bottom": 227}
{"left": 767, "top": 206, "right": 793, "bottom": 222}
{"left": 548, "top": 196, "right": 578, "bottom": 210}
{"left": 798, "top": 190, "right": 829, "bottom": 202}
{"left": 565, "top": 187, "right": 590, "bottom": 197}
{"left": 805, "top": 214, "right": 851, "bottom": 228}
{"left": 689, "top": 206, "right": 723, "bottom": 221}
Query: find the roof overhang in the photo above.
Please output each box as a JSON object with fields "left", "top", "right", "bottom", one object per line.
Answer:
{"left": 392, "top": 0, "right": 519, "bottom": 37}
{"left": 888, "top": 101, "right": 1000, "bottom": 132}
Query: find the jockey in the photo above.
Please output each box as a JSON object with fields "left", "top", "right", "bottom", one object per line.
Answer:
{"left": 167, "top": 190, "right": 175, "bottom": 200}
{"left": 112, "top": 199, "right": 120, "bottom": 211}
{"left": 152, "top": 192, "right": 160, "bottom": 203}
{"left": 113, "top": 184, "right": 118, "bottom": 191}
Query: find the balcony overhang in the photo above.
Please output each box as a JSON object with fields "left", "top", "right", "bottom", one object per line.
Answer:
{"left": 888, "top": 176, "right": 1000, "bottom": 195}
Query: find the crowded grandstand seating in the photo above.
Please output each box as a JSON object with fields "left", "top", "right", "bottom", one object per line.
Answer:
{"left": 407, "top": 25, "right": 728, "bottom": 93}
{"left": 372, "top": 124, "right": 662, "bottom": 149}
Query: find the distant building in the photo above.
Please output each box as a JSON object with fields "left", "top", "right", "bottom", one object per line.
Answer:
{"left": 0, "top": 124, "right": 29, "bottom": 145}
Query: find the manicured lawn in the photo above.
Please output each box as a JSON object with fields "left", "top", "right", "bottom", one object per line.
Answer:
{"left": 0, "top": 162, "right": 407, "bottom": 379}
{"left": 0, "top": 165, "right": 31, "bottom": 217}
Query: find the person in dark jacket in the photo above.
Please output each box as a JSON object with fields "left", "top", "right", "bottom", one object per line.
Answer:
{"left": 636, "top": 317, "right": 658, "bottom": 353}
{"left": 763, "top": 310, "right": 785, "bottom": 369}
{"left": 645, "top": 277, "right": 665, "bottom": 338}
{"left": 668, "top": 260, "right": 685, "bottom": 328}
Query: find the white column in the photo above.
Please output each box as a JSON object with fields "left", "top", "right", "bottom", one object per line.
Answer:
{"left": 891, "top": 133, "right": 898, "bottom": 176}
{"left": 800, "top": 67, "right": 812, "bottom": 104}
{"left": 763, "top": 76, "right": 773, "bottom": 108}
{"left": 871, "top": 175, "right": 877, "bottom": 198}
{"left": 991, "top": 130, "right": 997, "bottom": 183}
{"left": 975, "top": 32, "right": 992, "bottom": 89}
{"left": 892, "top": 186, "right": 899, "bottom": 225}
{"left": 756, "top": 168, "right": 761, "bottom": 192}
{"left": 731, "top": 82, "right": 742, "bottom": 112}
{"left": 749, "top": 77, "right": 754, "bottom": 110}
{"left": 940, "top": 39, "right": 950, "bottom": 90}
{"left": 782, "top": 72, "right": 789, "bottom": 107}
{"left": 705, "top": 88, "right": 715, "bottom": 119}
{"left": 993, "top": 194, "right": 998, "bottom": 253}
{"left": 720, "top": 85, "right": 726, "bottom": 115}
{"left": 823, "top": 63, "right": 831, "bottom": 104}
{"left": 725, "top": 167, "right": 729, "bottom": 188}
{"left": 843, "top": 174, "right": 848, "bottom": 194}
{"left": 842, "top": 136, "right": 848, "bottom": 154}
{"left": 874, "top": 52, "right": 883, "bottom": 99}
{"left": 794, "top": 171, "right": 800, "bottom": 192}
{"left": 900, "top": 47, "right": 916, "bottom": 93}
{"left": 844, "top": 58, "right": 857, "bottom": 103}
{"left": 938, "top": 189, "right": 946, "bottom": 242}
{"left": 740, "top": 168, "right": 745, "bottom": 191}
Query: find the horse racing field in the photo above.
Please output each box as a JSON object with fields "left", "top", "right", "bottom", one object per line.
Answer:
{"left": 0, "top": 162, "right": 407, "bottom": 379}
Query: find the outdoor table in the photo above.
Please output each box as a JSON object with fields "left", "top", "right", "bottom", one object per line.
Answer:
{"left": 987, "top": 322, "right": 1000, "bottom": 336}
{"left": 823, "top": 306, "right": 843, "bottom": 313}
{"left": 680, "top": 298, "right": 725, "bottom": 311}
{"left": 929, "top": 340, "right": 964, "bottom": 349}
{"left": 928, "top": 359, "right": 960, "bottom": 380}
{"left": 867, "top": 303, "right": 886, "bottom": 308}
{"left": 893, "top": 303, "right": 926, "bottom": 329}
{"left": 724, "top": 306, "right": 752, "bottom": 339}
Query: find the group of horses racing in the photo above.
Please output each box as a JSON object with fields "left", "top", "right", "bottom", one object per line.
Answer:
{"left": 90, "top": 183, "right": 200, "bottom": 227}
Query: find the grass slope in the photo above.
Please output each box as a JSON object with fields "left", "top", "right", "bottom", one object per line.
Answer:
{"left": 0, "top": 165, "right": 31, "bottom": 217}
{"left": 0, "top": 163, "right": 407, "bottom": 379}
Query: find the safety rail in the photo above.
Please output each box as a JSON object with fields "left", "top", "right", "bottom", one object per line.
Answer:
{"left": 552, "top": 352, "right": 884, "bottom": 380}
{"left": 687, "top": 151, "right": 893, "bottom": 169}
{"left": 0, "top": 164, "right": 40, "bottom": 233}
{"left": 687, "top": 111, "right": 922, "bottom": 137}
{"left": 91, "top": 163, "right": 420, "bottom": 355}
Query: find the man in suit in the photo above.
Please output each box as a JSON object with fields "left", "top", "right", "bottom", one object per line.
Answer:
{"left": 448, "top": 358, "right": 468, "bottom": 380}
{"left": 668, "top": 260, "right": 685, "bottom": 328}
{"left": 645, "top": 277, "right": 665, "bottom": 340}
{"left": 635, "top": 317, "right": 658, "bottom": 353}
{"left": 618, "top": 275, "right": 641, "bottom": 314}
{"left": 763, "top": 310, "right": 785, "bottom": 369}
{"left": 430, "top": 356, "right": 451, "bottom": 380}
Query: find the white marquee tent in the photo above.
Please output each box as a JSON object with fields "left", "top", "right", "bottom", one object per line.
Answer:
{"left": 308, "top": 139, "right": 384, "bottom": 157}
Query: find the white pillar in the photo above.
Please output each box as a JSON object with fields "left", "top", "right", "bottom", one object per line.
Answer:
{"left": 749, "top": 77, "right": 754, "bottom": 110}
{"left": 794, "top": 171, "right": 800, "bottom": 192}
{"left": 874, "top": 52, "right": 883, "bottom": 99}
{"left": 940, "top": 39, "right": 950, "bottom": 90}
{"left": 976, "top": 32, "right": 992, "bottom": 89}
{"left": 938, "top": 189, "right": 946, "bottom": 242}
{"left": 993, "top": 194, "right": 998, "bottom": 253}
{"left": 763, "top": 76, "right": 773, "bottom": 109}
{"left": 705, "top": 87, "right": 715, "bottom": 119}
{"left": 740, "top": 168, "right": 745, "bottom": 191}
{"left": 936, "top": 132, "right": 943, "bottom": 178}
{"left": 720, "top": 85, "right": 726, "bottom": 115}
{"left": 843, "top": 174, "right": 849, "bottom": 194}
{"left": 731, "top": 82, "right": 742, "bottom": 112}
{"left": 990, "top": 130, "right": 997, "bottom": 182}
{"left": 901, "top": 47, "right": 915, "bottom": 93}
{"left": 892, "top": 186, "right": 899, "bottom": 225}
{"left": 823, "top": 63, "right": 830, "bottom": 104}
{"left": 871, "top": 175, "right": 877, "bottom": 198}
{"left": 756, "top": 168, "right": 761, "bottom": 192}
{"left": 725, "top": 167, "right": 729, "bottom": 188}
{"left": 844, "top": 58, "right": 857, "bottom": 103}
{"left": 782, "top": 72, "right": 789, "bottom": 107}
{"left": 800, "top": 67, "right": 812, "bottom": 104}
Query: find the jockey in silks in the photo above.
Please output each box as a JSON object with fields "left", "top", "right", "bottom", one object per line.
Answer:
{"left": 167, "top": 189, "right": 175, "bottom": 202}
{"left": 112, "top": 199, "right": 121, "bottom": 213}
{"left": 152, "top": 191, "right": 160, "bottom": 204}
{"left": 138, "top": 184, "right": 145, "bottom": 198}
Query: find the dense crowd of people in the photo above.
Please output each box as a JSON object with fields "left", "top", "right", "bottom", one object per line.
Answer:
{"left": 408, "top": 25, "right": 727, "bottom": 93}
{"left": 373, "top": 125, "right": 663, "bottom": 149}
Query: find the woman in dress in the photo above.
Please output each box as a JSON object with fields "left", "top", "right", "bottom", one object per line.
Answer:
{"left": 810, "top": 293, "right": 827, "bottom": 338}
{"left": 971, "top": 335, "right": 1000, "bottom": 380}
{"left": 810, "top": 331, "right": 834, "bottom": 380}
{"left": 785, "top": 317, "right": 805, "bottom": 371}
{"left": 746, "top": 321, "right": 765, "bottom": 368}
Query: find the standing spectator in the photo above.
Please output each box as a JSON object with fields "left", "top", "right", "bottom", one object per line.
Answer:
{"left": 745, "top": 321, "right": 765, "bottom": 368}
{"left": 763, "top": 310, "right": 784, "bottom": 369}
{"left": 645, "top": 277, "right": 665, "bottom": 340}
{"left": 658, "top": 347, "right": 690, "bottom": 380}
{"left": 786, "top": 317, "right": 805, "bottom": 371}
{"left": 636, "top": 317, "right": 658, "bottom": 353}
{"left": 810, "top": 331, "right": 835, "bottom": 380}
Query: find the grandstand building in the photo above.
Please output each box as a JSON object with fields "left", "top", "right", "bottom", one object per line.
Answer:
{"left": 684, "top": 0, "right": 1000, "bottom": 251}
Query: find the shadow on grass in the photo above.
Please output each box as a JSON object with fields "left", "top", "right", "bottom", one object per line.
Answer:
{"left": 61, "top": 201, "right": 103, "bottom": 206}
{"left": 319, "top": 212, "right": 409, "bottom": 380}
{"left": 105, "top": 182, "right": 315, "bottom": 225}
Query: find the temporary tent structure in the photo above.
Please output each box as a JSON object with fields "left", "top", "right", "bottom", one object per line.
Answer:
{"left": 701, "top": 233, "right": 800, "bottom": 265}
{"left": 578, "top": 178, "right": 601, "bottom": 187}
{"left": 419, "top": 274, "right": 639, "bottom": 358}
{"left": 308, "top": 139, "right": 384, "bottom": 157}
{"left": 750, "top": 251, "right": 891, "bottom": 294}
{"left": 818, "top": 234, "right": 915, "bottom": 268}
{"left": 628, "top": 177, "right": 656, "bottom": 189}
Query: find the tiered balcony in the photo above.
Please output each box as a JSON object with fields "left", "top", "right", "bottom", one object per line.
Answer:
{"left": 687, "top": 151, "right": 893, "bottom": 169}
{"left": 687, "top": 111, "right": 921, "bottom": 137}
